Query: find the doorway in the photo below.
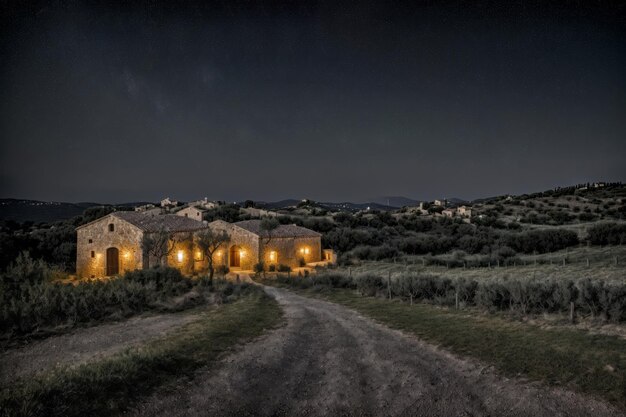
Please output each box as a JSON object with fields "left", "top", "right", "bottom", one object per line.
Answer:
{"left": 229, "top": 245, "right": 241, "bottom": 268}
{"left": 106, "top": 247, "right": 119, "bottom": 276}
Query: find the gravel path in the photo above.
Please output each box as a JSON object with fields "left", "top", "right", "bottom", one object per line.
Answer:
{"left": 131, "top": 286, "right": 623, "bottom": 417}
{"left": 0, "top": 311, "right": 199, "bottom": 385}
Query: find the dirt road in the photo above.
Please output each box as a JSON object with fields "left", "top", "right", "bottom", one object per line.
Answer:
{"left": 132, "top": 286, "right": 622, "bottom": 417}
{"left": 0, "top": 311, "right": 199, "bottom": 385}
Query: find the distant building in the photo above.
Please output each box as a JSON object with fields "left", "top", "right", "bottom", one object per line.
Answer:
{"left": 189, "top": 198, "right": 219, "bottom": 210}
{"left": 160, "top": 197, "right": 179, "bottom": 208}
{"left": 134, "top": 203, "right": 156, "bottom": 212}
{"left": 457, "top": 206, "right": 472, "bottom": 218}
{"left": 442, "top": 208, "right": 456, "bottom": 218}
{"left": 176, "top": 205, "right": 208, "bottom": 221}
{"left": 434, "top": 199, "right": 447, "bottom": 207}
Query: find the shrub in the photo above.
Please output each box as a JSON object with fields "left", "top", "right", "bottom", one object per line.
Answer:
{"left": 253, "top": 262, "right": 265, "bottom": 275}
{"left": 215, "top": 265, "right": 230, "bottom": 276}
{"left": 355, "top": 274, "right": 383, "bottom": 297}
{"left": 587, "top": 223, "right": 626, "bottom": 245}
{"left": 277, "top": 264, "right": 291, "bottom": 273}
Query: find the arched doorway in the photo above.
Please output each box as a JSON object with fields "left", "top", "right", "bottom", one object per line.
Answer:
{"left": 106, "top": 247, "right": 119, "bottom": 276}
{"left": 229, "top": 245, "right": 241, "bottom": 268}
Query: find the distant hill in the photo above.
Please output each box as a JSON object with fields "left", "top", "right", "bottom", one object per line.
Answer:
{"left": 0, "top": 199, "right": 153, "bottom": 223}
{"left": 369, "top": 196, "right": 421, "bottom": 208}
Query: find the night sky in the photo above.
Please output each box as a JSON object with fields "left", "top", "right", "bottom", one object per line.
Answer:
{"left": 1, "top": 1, "right": 625, "bottom": 204}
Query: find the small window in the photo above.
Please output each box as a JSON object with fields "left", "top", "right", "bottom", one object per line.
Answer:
{"left": 194, "top": 251, "right": 204, "bottom": 261}
{"left": 91, "top": 251, "right": 95, "bottom": 258}
{"left": 184, "top": 213, "right": 188, "bottom": 217}
{"left": 88, "top": 239, "right": 93, "bottom": 243}
{"left": 108, "top": 224, "right": 114, "bottom": 232}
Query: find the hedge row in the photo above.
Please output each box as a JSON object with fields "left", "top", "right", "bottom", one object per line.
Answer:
{"left": 281, "top": 273, "right": 626, "bottom": 322}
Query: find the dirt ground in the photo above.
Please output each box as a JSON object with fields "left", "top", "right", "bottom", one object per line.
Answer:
{"left": 0, "top": 311, "right": 199, "bottom": 385}
{"left": 131, "top": 286, "right": 623, "bottom": 417}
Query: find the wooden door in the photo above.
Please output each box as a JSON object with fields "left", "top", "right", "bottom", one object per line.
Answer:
{"left": 229, "top": 245, "right": 240, "bottom": 268}
{"left": 106, "top": 247, "right": 119, "bottom": 276}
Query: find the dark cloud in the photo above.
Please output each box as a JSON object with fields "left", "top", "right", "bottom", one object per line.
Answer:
{"left": 1, "top": 1, "right": 625, "bottom": 203}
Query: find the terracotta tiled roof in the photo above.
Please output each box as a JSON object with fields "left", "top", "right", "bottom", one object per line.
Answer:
{"left": 234, "top": 220, "right": 321, "bottom": 238}
{"left": 77, "top": 212, "right": 208, "bottom": 233}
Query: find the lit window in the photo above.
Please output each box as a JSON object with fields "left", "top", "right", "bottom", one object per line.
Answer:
{"left": 108, "top": 224, "right": 114, "bottom": 232}
{"left": 177, "top": 251, "right": 184, "bottom": 263}
{"left": 269, "top": 251, "right": 277, "bottom": 262}
{"left": 194, "top": 251, "right": 204, "bottom": 261}
{"left": 91, "top": 251, "right": 95, "bottom": 258}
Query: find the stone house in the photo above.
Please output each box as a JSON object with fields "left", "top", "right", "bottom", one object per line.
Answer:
{"left": 176, "top": 205, "right": 208, "bottom": 221}
{"left": 441, "top": 208, "right": 456, "bottom": 218}
{"left": 76, "top": 212, "right": 209, "bottom": 278}
{"left": 208, "top": 219, "right": 323, "bottom": 271}
{"left": 457, "top": 206, "right": 472, "bottom": 218}
{"left": 76, "top": 213, "right": 326, "bottom": 278}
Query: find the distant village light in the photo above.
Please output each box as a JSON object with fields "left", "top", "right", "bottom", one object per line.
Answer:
{"left": 177, "top": 250, "right": 184, "bottom": 263}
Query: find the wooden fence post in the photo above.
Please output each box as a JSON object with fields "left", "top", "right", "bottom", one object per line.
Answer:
{"left": 562, "top": 258, "right": 566, "bottom": 267}
{"left": 387, "top": 271, "right": 392, "bottom": 300}
{"left": 570, "top": 301, "right": 575, "bottom": 324}
{"left": 348, "top": 267, "right": 352, "bottom": 277}
{"left": 586, "top": 258, "right": 590, "bottom": 267}
{"left": 455, "top": 289, "right": 459, "bottom": 310}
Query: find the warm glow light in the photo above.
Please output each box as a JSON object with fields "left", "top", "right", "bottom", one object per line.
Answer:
{"left": 177, "top": 250, "right": 184, "bottom": 263}
{"left": 216, "top": 251, "right": 222, "bottom": 257}
{"left": 123, "top": 251, "right": 131, "bottom": 260}
{"left": 239, "top": 250, "right": 246, "bottom": 258}
{"left": 305, "top": 248, "right": 310, "bottom": 255}
{"left": 194, "top": 251, "right": 203, "bottom": 261}
{"left": 269, "top": 251, "right": 277, "bottom": 262}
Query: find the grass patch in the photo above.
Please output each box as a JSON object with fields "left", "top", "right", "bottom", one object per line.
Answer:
{"left": 0, "top": 291, "right": 283, "bottom": 417}
{"left": 265, "top": 281, "right": 626, "bottom": 408}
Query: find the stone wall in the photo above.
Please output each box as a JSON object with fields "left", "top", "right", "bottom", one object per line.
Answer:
{"left": 209, "top": 221, "right": 261, "bottom": 271}
{"left": 261, "top": 236, "right": 322, "bottom": 269}
{"left": 76, "top": 215, "right": 144, "bottom": 278}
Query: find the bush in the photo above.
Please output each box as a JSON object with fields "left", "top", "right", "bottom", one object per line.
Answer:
{"left": 587, "top": 223, "right": 626, "bottom": 245}
{"left": 215, "top": 265, "right": 230, "bottom": 276}
{"left": 277, "top": 264, "right": 291, "bottom": 273}
{"left": 355, "top": 274, "right": 383, "bottom": 297}
{"left": 253, "top": 262, "right": 265, "bottom": 275}
{"left": 0, "top": 267, "right": 258, "bottom": 339}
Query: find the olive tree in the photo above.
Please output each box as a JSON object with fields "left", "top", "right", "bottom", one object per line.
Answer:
{"left": 195, "top": 228, "right": 230, "bottom": 284}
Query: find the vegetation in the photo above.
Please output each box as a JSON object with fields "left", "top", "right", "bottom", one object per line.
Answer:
{"left": 0, "top": 290, "right": 282, "bottom": 417}
{"left": 195, "top": 228, "right": 231, "bottom": 283}
{"left": 270, "top": 271, "right": 626, "bottom": 323}
{"left": 0, "top": 259, "right": 246, "bottom": 342}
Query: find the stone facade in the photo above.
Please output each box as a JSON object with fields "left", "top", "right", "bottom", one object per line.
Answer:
{"left": 176, "top": 206, "right": 207, "bottom": 221}
{"left": 76, "top": 215, "right": 145, "bottom": 278}
{"left": 77, "top": 214, "right": 325, "bottom": 278}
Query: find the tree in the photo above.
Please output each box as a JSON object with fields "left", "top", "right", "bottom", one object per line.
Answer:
{"left": 196, "top": 228, "right": 230, "bottom": 284}
{"left": 260, "top": 217, "right": 280, "bottom": 247}
{"left": 141, "top": 228, "right": 177, "bottom": 267}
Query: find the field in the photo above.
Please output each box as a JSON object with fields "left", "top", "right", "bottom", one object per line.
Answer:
{"left": 338, "top": 245, "right": 626, "bottom": 284}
